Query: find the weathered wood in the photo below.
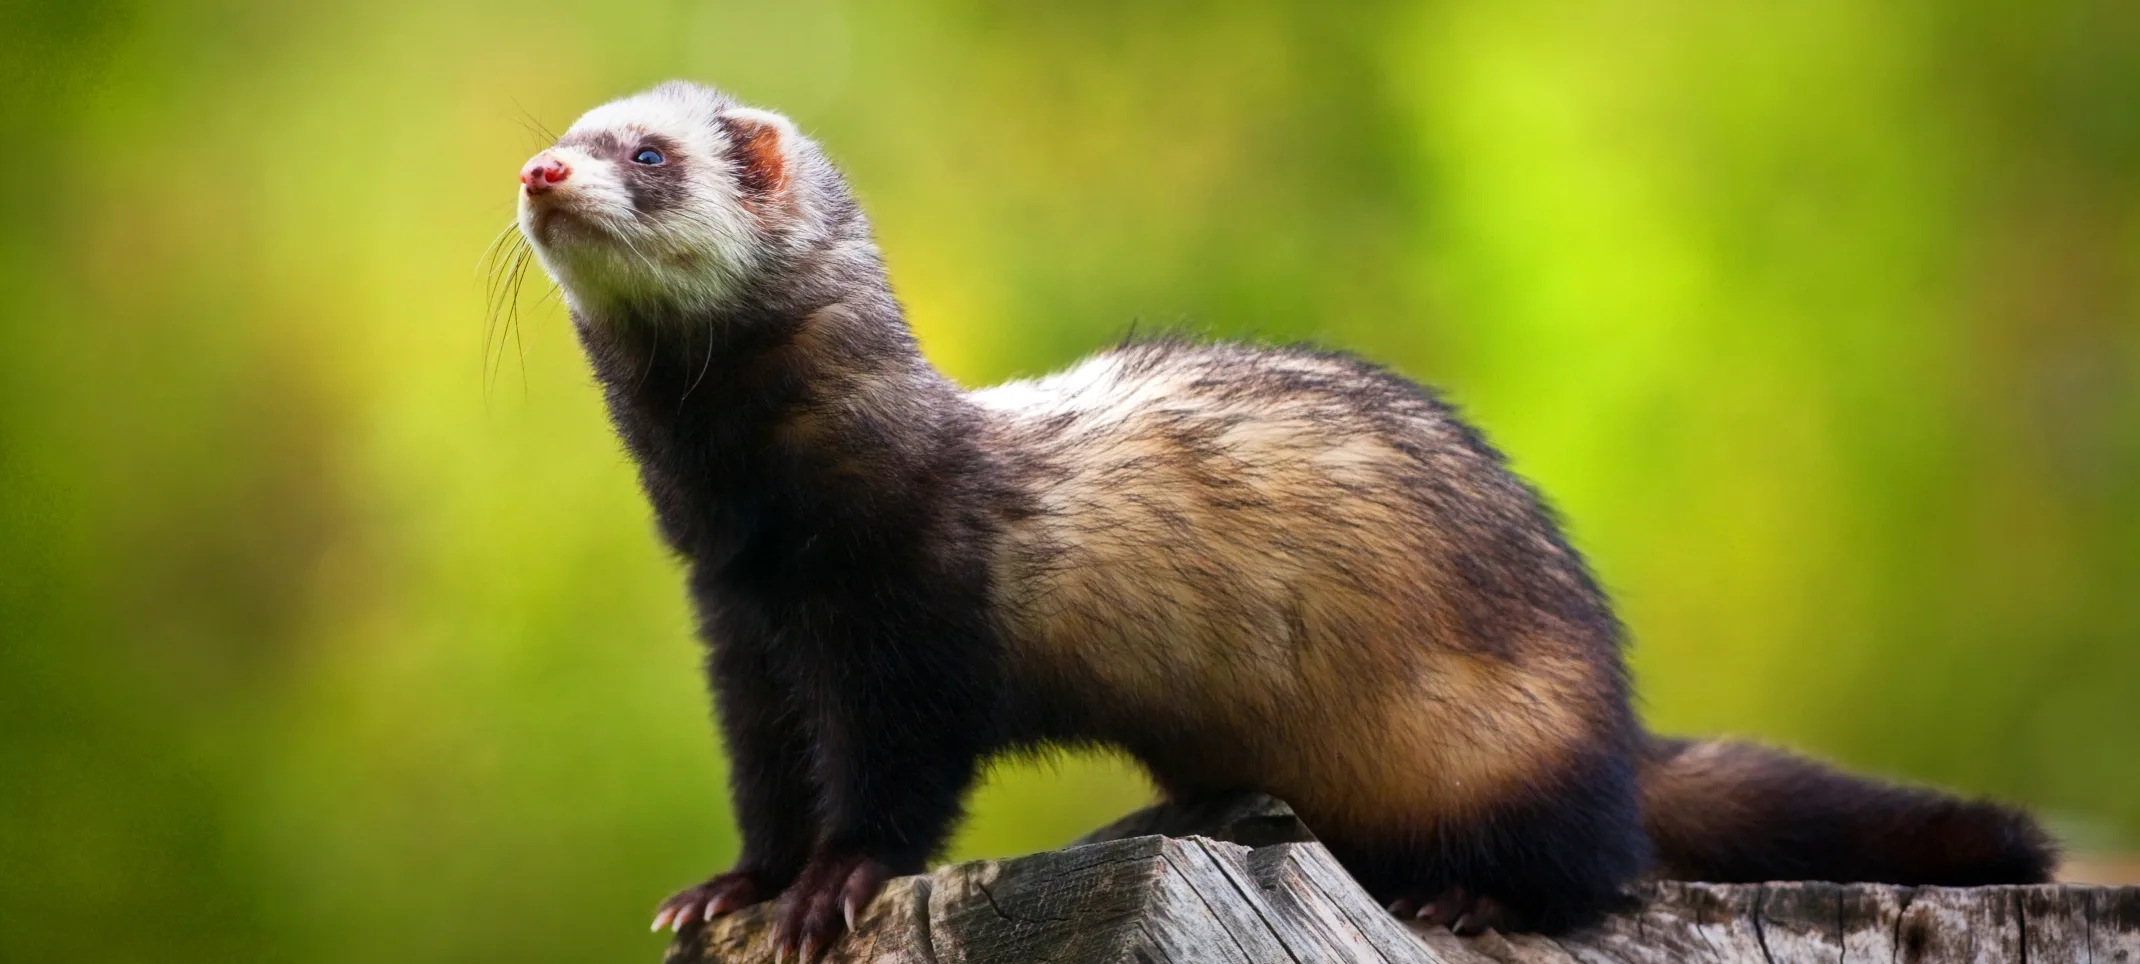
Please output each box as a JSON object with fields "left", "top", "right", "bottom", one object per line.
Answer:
{"left": 663, "top": 795, "right": 2140, "bottom": 963}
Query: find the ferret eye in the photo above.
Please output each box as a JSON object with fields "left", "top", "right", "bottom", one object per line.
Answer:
{"left": 632, "top": 148, "right": 665, "bottom": 166}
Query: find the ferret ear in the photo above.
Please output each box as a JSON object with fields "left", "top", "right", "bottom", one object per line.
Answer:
{"left": 717, "top": 107, "right": 797, "bottom": 203}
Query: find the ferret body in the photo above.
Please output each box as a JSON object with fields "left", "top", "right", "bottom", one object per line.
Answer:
{"left": 512, "top": 81, "right": 2054, "bottom": 956}
{"left": 976, "top": 341, "right": 1651, "bottom": 924}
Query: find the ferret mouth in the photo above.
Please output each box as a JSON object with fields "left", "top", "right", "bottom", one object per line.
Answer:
{"left": 519, "top": 195, "right": 609, "bottom": 249}
{"left": 519, "top": 198, "right": 566, "bottom": 245}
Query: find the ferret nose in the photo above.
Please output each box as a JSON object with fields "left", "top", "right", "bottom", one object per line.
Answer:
{"left": 520, "top": 153, "right": 571, "bottom": 194}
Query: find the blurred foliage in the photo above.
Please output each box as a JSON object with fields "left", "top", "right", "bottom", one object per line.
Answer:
{"left": 3, "top": 0, "right": 2137, "bottom": 961}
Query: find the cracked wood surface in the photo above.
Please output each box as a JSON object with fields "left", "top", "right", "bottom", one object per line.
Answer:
{"left": 662, "top": 795, "right": 2140, "bottom": 963}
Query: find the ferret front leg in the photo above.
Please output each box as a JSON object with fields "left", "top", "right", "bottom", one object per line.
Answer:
{"left": 768, "top": 602, "right": 999, "bottom": 959}
{"left": 652, "top": 637, "right": 819, "bottom": 932}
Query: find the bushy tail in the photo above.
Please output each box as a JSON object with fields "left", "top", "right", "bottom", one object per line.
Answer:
{"left": 1638, "top": 737, "right": 2056, "bottom": 885}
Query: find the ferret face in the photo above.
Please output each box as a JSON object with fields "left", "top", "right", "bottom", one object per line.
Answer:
{"left": 517, "top": 82, "right": 809, "bottom": 317}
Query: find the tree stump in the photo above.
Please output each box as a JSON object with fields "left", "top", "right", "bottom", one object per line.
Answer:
{"left": 662, "top": 795, "right": 2140, "bottom": 963}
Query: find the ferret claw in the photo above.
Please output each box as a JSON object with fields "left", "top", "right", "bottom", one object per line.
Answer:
{"left": 1386, "top": 884, "right": 1511, "bottom": 933}
{"left": 1388, "top": 886, "right": 1508, "bottom": 934}
{"left": 769, "top": 851, "right": 895, "bottom": 960}
{"left": 707, "top": 886, "right": 751, "bottom": 921}
{"left": 655, "top": 870, "right": 767, "bottom": 936}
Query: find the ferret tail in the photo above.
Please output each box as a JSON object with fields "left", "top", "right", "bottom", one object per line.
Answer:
{"left": 1638, "top": 736, "right": 2056, "bottom": 885}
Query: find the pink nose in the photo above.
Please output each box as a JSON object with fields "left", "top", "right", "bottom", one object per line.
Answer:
{"left": 520, "top": 154, "right": 570, "bottom": 194}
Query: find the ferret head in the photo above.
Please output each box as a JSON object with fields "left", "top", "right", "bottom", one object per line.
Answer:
{"left": 516, "top": 81, "right": 850, "bottom": 319}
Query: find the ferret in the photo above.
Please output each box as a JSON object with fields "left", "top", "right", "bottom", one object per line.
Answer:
{"left": 509, "top": 81, "right": 2055, "bottom": 957}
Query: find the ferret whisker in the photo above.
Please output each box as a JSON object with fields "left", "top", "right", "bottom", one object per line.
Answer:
{"left": 511, "top": 98, "right": 558, "bottom": 142}
{"left": 632, "top": 322, "right": 659, "bottom": 396}
{"left": 504, "top": 247, "right": 533, "bottom": 391}
{"left": 479, "top": 232, "right": 527, "bottom": 357}
{"left": 678, "top": 323, "right": 714, "bottom": 410}
{"left": 483, "top": 238, "right": 528, "bottom": 397}
{"left": 613, "top": 230, "right": 662, "bottom": 280}
{"left": 486, "top": 230, "right": 526, "bottom": 288}
{"left": 486, "top": 244, "right": 530, "bottom": 396}
{"left": 508, "top": 245, "right": 531, "bottom": 395}
{"left": 476, "top": 219, "right": 524, "bottom": 276}
{"left": 482, "top": 233, "right": 528, "bottom": 366}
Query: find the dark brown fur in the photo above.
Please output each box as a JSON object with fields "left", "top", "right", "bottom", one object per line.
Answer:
{"left": 1642, "top": 738, "right": 2056, "bottom": 885}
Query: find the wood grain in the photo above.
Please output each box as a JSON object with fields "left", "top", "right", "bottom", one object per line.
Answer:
{"left": 663, "top": 795, "right": 2140, "bottom": 963}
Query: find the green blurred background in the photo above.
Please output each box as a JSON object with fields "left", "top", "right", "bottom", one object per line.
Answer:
{"left": 3, "top": 0, "right": 2137, "bottom": 960}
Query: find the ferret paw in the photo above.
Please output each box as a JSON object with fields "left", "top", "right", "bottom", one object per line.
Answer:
{"left": 769, "top": 852, "right": 893, "bottom": 962}
{"left": 1386, "top": 887, "right": 1510, "bottom": 936}
{"left": 651, "top": 869, "right": 770, "bottom": 933}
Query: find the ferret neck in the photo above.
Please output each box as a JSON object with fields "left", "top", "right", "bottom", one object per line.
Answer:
{"left": 577, "top": 284, "right": 950, "bottom": 429}
{"left": 571, "top": 289, "right": 968, "bottom": 558}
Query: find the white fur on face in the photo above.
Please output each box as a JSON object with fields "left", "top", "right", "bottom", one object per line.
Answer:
{"left": 517, "top": 83, "right": 795, "bottom": 319}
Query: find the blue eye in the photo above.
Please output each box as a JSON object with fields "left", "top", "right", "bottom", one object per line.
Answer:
{"left": 632, "top": 148, "right": 665, "bottom": 165}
